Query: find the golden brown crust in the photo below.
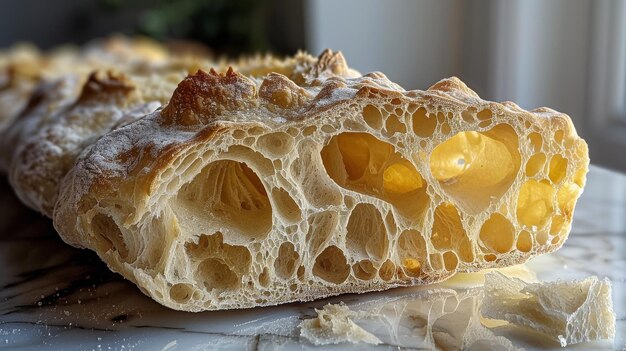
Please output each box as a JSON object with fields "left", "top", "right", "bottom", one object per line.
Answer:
{"left": 258, "top": 72, "right": 312, "bottom": 110}
{"left": 161, "top": 68, "right": 258, "bottom": 126}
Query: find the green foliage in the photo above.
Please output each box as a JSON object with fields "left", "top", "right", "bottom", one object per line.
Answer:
{"left": 99, "top": 0, "right": 270, "bottom": 55}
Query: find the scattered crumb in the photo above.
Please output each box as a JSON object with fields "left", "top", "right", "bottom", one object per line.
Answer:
{"left": 482, "top": 272, "right": 616, "bottom": 347}
{"left": 299, "top": 303, "right": 382, "bottom": 345}
{"left": 161, "top": 340, "right": 177, "bottom": 351}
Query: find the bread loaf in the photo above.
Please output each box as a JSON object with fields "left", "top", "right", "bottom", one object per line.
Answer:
{"left": 52, "top": 51, "right": 588, "bottom": 311}
{"left": 0, "top": 36, "right": 172, "bottom": 135}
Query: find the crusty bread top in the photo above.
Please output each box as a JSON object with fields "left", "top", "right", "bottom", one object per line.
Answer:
{"left": 5, "top": 67, "right": 185, "bottom": 215}
{"left": 0, "top": 35, "right": 214, "bottom": 135}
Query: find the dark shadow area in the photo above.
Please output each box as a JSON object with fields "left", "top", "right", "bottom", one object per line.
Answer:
{"left": 0, "top": 0, "right": 305, "bottom": 56}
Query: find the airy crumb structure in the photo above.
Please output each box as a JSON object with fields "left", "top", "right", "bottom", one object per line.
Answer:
{"left": 482, "top": 272, "right": 616, "bottom": 347}
{"left": 0, "top": 36, "right": 591, "bottom": 312}
{"left": 51, "top": 49, "right": 589, "bottom": 311}
{"left": 299, "top": 303, "right": 381, "bottom": 345}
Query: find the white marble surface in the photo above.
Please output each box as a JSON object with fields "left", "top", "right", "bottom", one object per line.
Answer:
{"left": 0, "top": 165, "right": 624, "bottom": 351}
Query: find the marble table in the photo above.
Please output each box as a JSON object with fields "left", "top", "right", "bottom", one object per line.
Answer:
{"left": 0, "top": 165, "right": 624, "bottom": 351}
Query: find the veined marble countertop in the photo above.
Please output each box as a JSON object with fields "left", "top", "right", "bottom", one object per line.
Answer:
{"left": 0, "top": 165, "right": 624, "bottom": 351}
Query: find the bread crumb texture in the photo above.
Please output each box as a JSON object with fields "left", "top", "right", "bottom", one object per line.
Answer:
{"left": 0, "top": 40, "right": 590, "bottom": 311}
{"left": 49, "top": 47, "right": 590, "bottom": 311}
{"left": 483, "top": 272, "right": 616, "bottom": 347}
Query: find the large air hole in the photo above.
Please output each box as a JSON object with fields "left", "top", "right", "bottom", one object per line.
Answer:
{"left": 362, "top": 104, "right": 383, "bottom": 130}
{"left": 443, "top": 251, "right": 459, "bottom": 271}
{"left": 169, "top": 283, "right": 194, "bottom": 303}
{"left": 352, "top": 260, "right": 377, "bottom": 280}
{"left": 525, "top": 153, "right": 546, "bottom": 177}
{"left": 548, "top": 154, "right": 568, "bottom": 184}
{"left": 346, "top": 203, "right": 388, "bottom": 261}
{"left": 197, "top": 259, "right": 239, "bottom": 290}
{"left": 174, "top": 159, "right": 272, "bottom": 243}
{"left": 257, "top": 132, "right": 294, "bottom": 157}
{"left": 91, "top": 213, "right": 129, "bottom": 259}
{"left": 516, "top": 179, "right": 555, "bottom": 228}
{"left": 397, "top": 230, "right": 427, "bottom": 277}
{"left": 379, "top": 260, "right": 395, "bottom": 281}
{"left": 320, "top": 132, "right": 429, "bottom": 220}
{"left": 258, "top": 268, "right": 270, "bottom": 287}
{"left": 516, "top": 230, "right": 533, "bottom": 252}
{"left": 431, "top": 203, "right": 473, "bottom": 263}
{"left": 479, "top": 213, "right": 515, "bottom": 254}
{"left": 412, "top": 107, "right": 437, "bottom": 137}
{"left": 429, "top": 124, "right": 521, "bottom": 214}
{"left": 385, "top": 114, "right": 406, "bottom": 135}
{"left": 528, "top": 132, "right": 543, "bottom": 152}
{"left": 275, "top": 242, "right": 299, "bottom": 279}
{"left": 185, "top": 232, "right": 251, "bottom": 291}
{"left": 313, "top": 245, "right": 350, "bottom": 284}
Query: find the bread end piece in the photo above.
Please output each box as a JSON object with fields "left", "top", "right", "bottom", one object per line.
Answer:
{"left": 483, "top": 272, "right": 616, "bottom": 347}
{"left": 299, "top": 303, "right": 382, "bottom": 345}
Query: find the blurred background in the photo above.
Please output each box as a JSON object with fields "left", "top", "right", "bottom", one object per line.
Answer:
{"left": 0, "top": 0, "right": 624, "bottom": 172}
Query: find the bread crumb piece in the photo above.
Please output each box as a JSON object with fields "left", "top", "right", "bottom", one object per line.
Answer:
{"left": 482, "top": 272, "right": 616, "bottom": 347}
{"left": 462, "top": 313, "right": 521, "bottom": 351}
{"left": 299, "top": 303, "right": 382, "bottom": 345}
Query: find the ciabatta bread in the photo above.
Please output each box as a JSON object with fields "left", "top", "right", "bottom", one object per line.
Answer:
{"left": 0, "top": 35, "right": 213, "bottom": 178}
{"left": 2, "top": 50, "right": 356, "bottom": 217}
{"left": 7, "top": 68, "right": 187, "bottom": 216}
{"left": 0, "top": 36, "right": 173, "bottom": 134}
{"left": 53, "top": 52, "right": 588, "bottom": 311}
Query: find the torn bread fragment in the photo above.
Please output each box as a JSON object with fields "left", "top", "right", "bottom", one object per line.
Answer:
{"left": 482, "top": 272, "right": 616, "bottom": 347}
{"left": 462, "top": 315, "right": 521, "bottom": 351}
{"left": 299, "top": 303, "right": 382, "bottom": 345}
{"left": 298, "top": 288, "right": 521, "bottom": 350}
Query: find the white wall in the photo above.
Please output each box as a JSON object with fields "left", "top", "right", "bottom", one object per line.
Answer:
{"left": 489, "top": 0, "right": 590, "bottom": 127}
{"left": 305, "top": 0, "right": 626, "bottom": 170}
{"left": 305, "top": 0, "right": 465, "bottom": 90}
{"left": 306, "top": 0, "right": 590, "bottom": 124}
